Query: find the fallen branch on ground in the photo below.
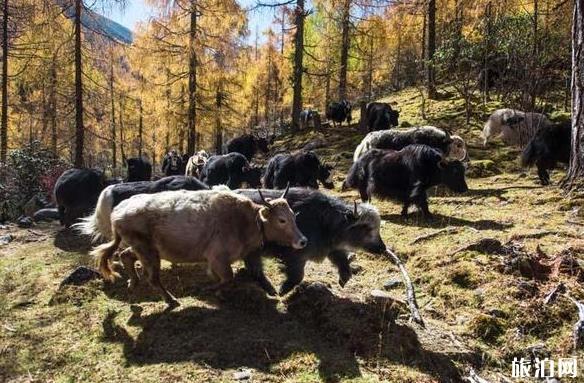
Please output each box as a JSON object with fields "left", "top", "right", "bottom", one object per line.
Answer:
{"left": 465, "top": 368, "right": 491, "bottom": 383}
{"left": 385, "top": 248, "right": 424, "bottom": 327}
{"left": 543, "top": 283, "right": 566, "bottom": 305}
{"left": 567, "top": 295, "right": 584, "bottom": 350}
{"left": 510, "top": 231, "right": 559, "bottom": 240}
{"left": 410, "top": 226, "right": 458, "bottom": 244}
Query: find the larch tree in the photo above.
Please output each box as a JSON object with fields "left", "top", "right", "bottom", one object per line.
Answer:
{"left": 1, "top": 0, "right": 9, "bottom": 162}
{"left": 565, "top": 0, "right": 584, "bottom": 188}
{"left": 425, "top": 0, "right": 437, "bottom": 99}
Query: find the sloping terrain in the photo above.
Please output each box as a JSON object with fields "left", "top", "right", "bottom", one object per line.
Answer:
{"left": 1, "top": 88, "right": 583, "bottom": 383}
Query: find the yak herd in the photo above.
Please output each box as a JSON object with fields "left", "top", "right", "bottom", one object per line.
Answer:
{"left": 39, "top": 102, "right": 572, "bottom": 307}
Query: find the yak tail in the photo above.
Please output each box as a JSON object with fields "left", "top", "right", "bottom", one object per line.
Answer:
{"left": 91, "top": 231, "right": 122, "bottom": 282}
{"left": 72, "top": 186, "right": 114, "bottom": 242}
{"left": 521, "top": 139, "right": 538, "bottom": 168}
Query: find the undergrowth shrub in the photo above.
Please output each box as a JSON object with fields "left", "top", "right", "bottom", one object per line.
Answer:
{"left": 0, "top": 141, "right": 70, "bottom": 221}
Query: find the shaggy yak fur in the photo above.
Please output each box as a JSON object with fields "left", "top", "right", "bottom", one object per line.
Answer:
{"left": 91, "top": 188, "right": 307, "bottom": 308}
{"left": 74, "top": 175, "right": 209, "bottom": 241}
{"left": 521, "top": 120, "right": 571, "bottom": 185}
{"left": 353, "top": 126, "right": 467, "bottom": 162}
{"left": 236, "top": 188, "right": 386, "bottom": 296}
{"left": 345, "top": 145, "right": 468, "bottom": 217}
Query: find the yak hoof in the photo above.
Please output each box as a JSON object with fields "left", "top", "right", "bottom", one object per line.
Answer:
{"left": 338, "top": 274, "right": 352, "bottom": 288}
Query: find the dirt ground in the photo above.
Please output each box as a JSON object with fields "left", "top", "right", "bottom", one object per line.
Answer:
{"left": 1, "top": 89, "right": 583, "bottom": 383}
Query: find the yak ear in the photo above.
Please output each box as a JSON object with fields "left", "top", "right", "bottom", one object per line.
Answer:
{"left": 259, "top": 207, "right": 270, "bottom": 223}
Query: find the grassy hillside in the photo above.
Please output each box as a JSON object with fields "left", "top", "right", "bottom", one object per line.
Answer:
{"left": 1, "top": 87, "right": 582, "bottom": 383}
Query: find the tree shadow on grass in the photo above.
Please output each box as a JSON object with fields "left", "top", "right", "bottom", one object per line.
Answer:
{"left": 464, "top": 185, "right": 539, "bottom": 202}
{"left": 101, "top": 282, "right": 478, "bottom": 382}
{"left": 381, "top": 212, "right": 513, "bottom": 230}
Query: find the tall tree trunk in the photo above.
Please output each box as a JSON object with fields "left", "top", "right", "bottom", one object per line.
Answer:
{"left": 253, "top": 28, "right": 259, "bottom": 127}
{"left": 49, "top": 55, "right": 57, "bottom": 154}
{"left": 483, "top": 2, "right": 492, "bottom": 104}
{"left": 74, "top": 0, "right": 84, "bottom": 167}
{"left": 179, "top": 84, "right": 185, "bottom": 153}
{"left": 338, "top": 0, "right": 350, "bottom": 100}
{"left": 138, "top": 99, "right": 143, "bottom": 158}
{"left": 530, "top": 0, "right": 539, "bottom": 109}
{"left": 215, "top": 85, "right": 223, "bottom": 154}
{"left": 165, "top": 68, "right": 171, "bottom": 153}
{"left": 109, "top": 54, "right": 116, "bottom": 170}
{"left": 394, "top": 22, "right": 402, "bottom": 89}
{"left": 421, "top": 10, "right": 426, "bottom": 74}
{"left": 1, "top": 0, "right": 8, "bottom": 162}
{"left": 565, "top": 0, "right": 584, "bottom": 187}
{"left": 291, "top": 0, "right": 305, "bottom": 131}
{"left": 186, "top": 1, "right": 197, "bottom": 155}
{"left": 324, "top": 58, "right": 331, "bottom": 111}
{"left": 119, "top": 97, "right": 126, "bottom": 164}
{"left": 426, "top": 0, "right": 437, "bottom": 99}
{"left": 366, "top": 28, "right": 374, "bottom": 100}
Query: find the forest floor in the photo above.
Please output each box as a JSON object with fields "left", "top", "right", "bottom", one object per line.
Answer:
{"left": 1, "top": 87, "right": 583, "bottom": 383}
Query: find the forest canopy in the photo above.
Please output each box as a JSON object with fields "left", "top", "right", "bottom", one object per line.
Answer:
{"left": 0, "top": 0, "right": 573, "bottom": 171}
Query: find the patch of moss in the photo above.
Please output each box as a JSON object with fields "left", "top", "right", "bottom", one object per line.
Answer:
{"left": 468, "top": 314, "right": 505, "bottom": 343}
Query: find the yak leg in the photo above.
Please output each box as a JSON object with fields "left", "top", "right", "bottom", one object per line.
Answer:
{"left": 536, "top": 161, "right": 550, "bottom": 185}
{"left": 279, "top": 257, "right": 307, "bottom": 296}
{"left": 328, "top": 250, "right": 352, "bottom": 287}
{"left": 411, "top": 184, "right": 431, "bottom": 217}
{"left": 244, "top": 251, "right": 277, "bottom": 296}
{"left": 119, "top": 248, "right": 140, "bottom": 289}
{"left": 401, "top": 200, "right": 411, "bottom": 216}
{"left": 416, "top": 194, "right": 431, "bottom": 218}
{"left": 206, "top": 255, "right": 234, "bottom": 290}
{"left": 135, "top": 243, "right": 179, "bottom": 308}
{"left": 361, "top": 183, "right": 373, "bottom": 203}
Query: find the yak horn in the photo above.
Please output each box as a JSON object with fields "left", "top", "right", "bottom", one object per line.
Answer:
{"left": 257, "top": 189, "right": 272, "bottom": 208}
{"left": 354, "top": 200, "right": 359, "bottom": 216}
{"left": 280, "top": 183, "right": 290, "bottom": 199}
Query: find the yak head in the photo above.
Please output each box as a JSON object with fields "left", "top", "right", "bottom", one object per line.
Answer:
{"left": 243, "top": 165, "right": 263, "bottom": 188}
{"left": 345, "top": 102, "right": 353, "bottom": 124}
{"left": 318, "top": 163, "right": 334, "bottom": 189}
{"left": 340, "top": 202, "right": 386, "bottom": 254}
{"left": 389, "top": 108, "right": 400, "bottom": 127}
{"left": 257, "top": 186, "right": 307, "bottom": 250}
{"left": 437, "top": 158, "right": 469, "bottom": 193}
{"left": 447, "top": 135, "right": 468, "bottom": 161}
{"left": 255, "top": 137, "right": 270, "bottom": 154}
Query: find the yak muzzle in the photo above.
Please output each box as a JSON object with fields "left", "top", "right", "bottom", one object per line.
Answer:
{"left": 292, "top": 236, "right": 308, "bottom": 250}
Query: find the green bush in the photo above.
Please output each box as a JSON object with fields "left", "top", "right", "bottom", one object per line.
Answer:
{"left": 0, "top": 141, "right": 70, "bottom": 221}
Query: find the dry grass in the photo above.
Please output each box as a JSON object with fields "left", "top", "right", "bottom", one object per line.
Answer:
{"left": 1, "top": 87, "right": 582, "bottom": 383}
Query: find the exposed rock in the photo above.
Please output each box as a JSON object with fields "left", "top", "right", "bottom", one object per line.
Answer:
{"left": 33, "top": 208, "right": 60, "bottom": 222}
{"left": 233, "top": 369, "right": 252, "bottom": 380}
{"left": 0, "top": 234, "right": 13, "bottom": 245}
{"left": 16, "top": 216, "right": 34, "bottom": 228}
{"left": 383, "top": 278, "right": 402, "bottom": 290}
